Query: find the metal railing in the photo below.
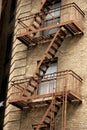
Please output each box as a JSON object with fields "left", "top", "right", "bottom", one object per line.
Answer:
{"left": 16, "top": 2, "right": 85, "bottom": 36}
{"left": 10, "top": 70, "right": 83, "bottom": 100}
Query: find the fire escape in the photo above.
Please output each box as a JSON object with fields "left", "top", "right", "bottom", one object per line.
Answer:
{"left": 9, "top": 1, "right": 84, "bottom": 130}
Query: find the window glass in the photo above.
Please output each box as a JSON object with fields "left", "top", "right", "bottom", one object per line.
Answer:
{"left": 38, "top": 61, "right": 57, "bottom": 95}
{"left": 42, "top": 2, "right": 61, "bottom": 35}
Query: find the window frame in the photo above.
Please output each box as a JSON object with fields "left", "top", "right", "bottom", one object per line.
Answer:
{"left": 37, "top": 58, "right": 58, "bottom": 95}
{"left": 42, "top": 1, "right": 61, "bottom": 36}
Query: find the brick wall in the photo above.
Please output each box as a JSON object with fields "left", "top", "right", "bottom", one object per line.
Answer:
{"left": 3, "top": 0, "right": 87, "bottom": 130}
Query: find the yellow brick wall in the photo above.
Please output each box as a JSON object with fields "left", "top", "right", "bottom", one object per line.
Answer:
{"left": 3, "top": 0, "right": 87, "bottom": 130}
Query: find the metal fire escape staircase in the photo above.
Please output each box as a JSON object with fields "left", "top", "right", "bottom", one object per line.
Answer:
{"left": 32, "top": 97, "right": 62, "bottom": 130}
{"left": 17, "top": 0, "right": 57, "bottom": 45}
{"left": 9, "top": 1, "right": 84, "bottom": 130}
{"left": 20, "top": 28, "right": 67, "bottom": 97}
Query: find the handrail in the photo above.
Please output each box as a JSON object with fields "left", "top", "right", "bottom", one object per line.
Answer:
{"left": 10, "top": 69, "right": 82, "bottom": 99}
{"left": 11, "top": 70, "right": 82, "bottom": 84}
{"left": 60, "top": 2, "right": 85, "bottom": 17}
{"left": 18, "top": 2, "right": 85, "bottom": 22}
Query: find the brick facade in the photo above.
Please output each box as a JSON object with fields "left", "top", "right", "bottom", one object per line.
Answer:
{"left": 3, "top": 0, "right": 87, "bottom": 130}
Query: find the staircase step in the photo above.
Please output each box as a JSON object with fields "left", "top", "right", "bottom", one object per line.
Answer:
{"left": 32, "top": 124, "right": 48, "bottom": 130}
{"left": 29, "top": 82, "right": 36, "bottom": 88}
{"left": 32, "top": 77, "right": 40, "bottom": 84}
{"left": 47, "top": 114, "right": 51, "bottom": 119}
{"left": 46, "top": 0, "right": 54, "bottom": 6}
{"left": 32, "top": 24, "right": 40, "bottom": 30}
{"left": 48, "top": 51, "right": 55, "bottom": 58}
{"left": 64, "top": 25, "right": 74, "bottom": 36}
{"left": 55, "top": 104, "right": 60, "bottom": 109}
{"left": 54, "top": 41, "right": 61, "bottom": 47}
{"left": 37, "top": 14, "right": 45, "bottom": 21}
{"left": 35, "top": 17, "right": 42, "bottom": 25}
{"left": 56, "top": 97, "right": 63, "bottom": 102}
{"left": 42, "top": 62, "right": 50, "bottom": 69}
{"left": 41, "top": 8, "right": 48, "bottom": 15}
{"left": 23, "top": 93, "right": 27, "bottom": 97}
{"left": 29, "top": 25, "right": 36, "bottom": 32}
{"left": 57, "top": 35, "right": 64, "bottom": 42}
{"left": 43, "top": 121, "right": 50, "bottom": 125}
{"left": 36, "top": 72, "right": 43, "bottom": 78}
{"left": 51, "top": 46, "right": 58, "bottom": 52}
{"left": 26, "top": 88, "right": 33, "bottom": 94}
{"left": 44, "top": 57, "right": 50, "bottom": 62}
{"left": 45, "top": 100, "right": 51, "bottom": 105}
{"left": 44, "top": 6, "right": 51, "bottom": 11}
{"left": 60, "top": 29, "right": 68, "bottom": 36}
{"left": 51, "top": 107, "right": 58, "bottom": 113}
{"left": 39, "top": 67, "right": 46, "bottom": 73}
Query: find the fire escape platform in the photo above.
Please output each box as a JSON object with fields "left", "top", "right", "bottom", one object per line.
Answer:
{"left": 16, "top": 20, "right": 84, "bottom": 47}
{"left": 9, "top": 90, "right": 82, "bottom": 109}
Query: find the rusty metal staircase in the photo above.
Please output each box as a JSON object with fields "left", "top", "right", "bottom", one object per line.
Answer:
{"left": 33, "top": 97, "right": 62, "bottom": 130}
{"left": 20, "top": 28, "right": 68, "bottom": 98}
{"left": 28, "top": 0, "right": 58, "bottom": 34}
{"left": 18, "top": 0, "right": 57, "bottom": 39}
{"left": 9, "top": 0, "right": 84, "bottom": 108}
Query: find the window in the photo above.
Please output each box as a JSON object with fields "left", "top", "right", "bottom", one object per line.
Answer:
{"left": 38, "top": 60, "right": 57, "bottom": 95}
{"left": 42, "top": 1, "right": 61, "bottom": 35}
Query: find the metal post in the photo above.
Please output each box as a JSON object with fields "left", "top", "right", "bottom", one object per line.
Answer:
{"left": 62, "top": 71, "right": 68, "bottom": 130}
